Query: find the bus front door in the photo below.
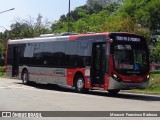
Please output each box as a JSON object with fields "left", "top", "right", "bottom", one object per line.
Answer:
{"left": 91, "top": 43, "right": 106, "bottom": 86}
{"left": 12, "top": 47, "right": 19, "bottom": 77}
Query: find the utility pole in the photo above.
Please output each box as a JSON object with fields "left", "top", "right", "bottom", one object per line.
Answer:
{"left": 68, "top": 0, "right": 71, "bottom": 33}
{"left": 0, "top": 8, "right": 15, "bottom": 14}
{"left": 0, "top": 8, "right": 14, "bottom": 34}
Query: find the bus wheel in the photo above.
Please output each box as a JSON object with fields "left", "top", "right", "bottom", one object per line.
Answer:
{"left": 75, "top": 76, "right": 88, "bottom": 93}
{"left": 108, "top": 89, "right": 120, "bottom": 95}
{"left": 22, "top": 70, "right": 29, "bottom": 85}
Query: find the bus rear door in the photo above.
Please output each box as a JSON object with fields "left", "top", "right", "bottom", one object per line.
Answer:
{"left": 12, "top": 46, "right": 20, "bottom": 77}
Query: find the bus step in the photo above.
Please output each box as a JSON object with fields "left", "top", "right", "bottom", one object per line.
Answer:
{"left": 91, "top": 87, "right": 104, "bottom": 90}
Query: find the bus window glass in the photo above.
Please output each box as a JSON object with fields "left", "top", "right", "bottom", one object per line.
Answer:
{"left": 77, "top": 41, "right": 90, "bottom": 67}
{"left": 24, "top": 43, "right": 34, "bottom": 58}
{"left": 114, "top": 44, "right": 148, "bottom": 71}
{"left": 43, "top": 42, "right": 53, "bottom": 58}
{"left": 43, "top": 42, "right": 54, "bottom": 66}
{"left": 53, "top": 41, "right": 65, "bottom": 66}
{"left": 66, "top": 41, "right": 78, "bottom": 67}
{"left": 33, "top": 43, "right": 43, "bottom": 58}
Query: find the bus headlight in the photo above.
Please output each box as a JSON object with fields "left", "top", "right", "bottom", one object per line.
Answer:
{"left": 144, "top": 74, "right": 150, "bottom": 82}
{"left": 113, "top": 74, "right": 118, "bottom": 78}
{"left": 112, "top": 73, "right": 121, "bottom": 82}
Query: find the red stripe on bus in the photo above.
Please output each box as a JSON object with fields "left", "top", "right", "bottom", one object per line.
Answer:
{"left": 29, "top": 73, "right": 67, "bottom": 78}
{"left": 69, "top": 35, "right": 79, "bottom": 40}
{"left": 104, "top": 74, "right": 109, "bottom": 90}
{"left": 69, "top": 33, "right": 110, "bottom": 40}
{"left": 93, "top": 84, "right": 104, "bottom": 87}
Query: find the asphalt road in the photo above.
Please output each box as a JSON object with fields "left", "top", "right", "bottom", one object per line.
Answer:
{"left": 0, "top": 78, "right": 160, "bottom": 120}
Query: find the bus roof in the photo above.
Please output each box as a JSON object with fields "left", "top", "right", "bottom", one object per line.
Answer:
{"left": 8, "top": 32, "right": 141, "bottom": 44}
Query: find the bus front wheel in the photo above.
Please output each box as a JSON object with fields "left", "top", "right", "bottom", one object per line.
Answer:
{"left": 22, "top": 70, "right": 29, "bottom": 85}
{"left": 108, "top": 89, "right": 120, "bottom": 95}
{"left": 75, "top": 76, "right": 88, "bottom": 93}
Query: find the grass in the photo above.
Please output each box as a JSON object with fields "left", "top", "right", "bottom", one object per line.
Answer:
{"left": 0, "top": 66, "right": 7, "bottom": 78}
{"left": 130, "top": 71, "right": 160, "bottom": 94}
{"left": 0, "top": 72, "right": 7, "bottom": 78}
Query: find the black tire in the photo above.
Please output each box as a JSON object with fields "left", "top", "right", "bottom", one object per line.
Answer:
{"left": 108, "top": 89, "right": 120, "bottom": 95}
{"left": 75, "top": 76, "right": 89, "bottom": 93}
{"left": 22, "top": 70, "right": 29, "bottom": 85}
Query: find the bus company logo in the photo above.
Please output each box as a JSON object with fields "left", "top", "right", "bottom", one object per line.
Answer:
{"left": 53, "top": 69, "right": 65, "bottom": 76}
{"left": 2, "top": 112, "right": 11, "bottom": 117}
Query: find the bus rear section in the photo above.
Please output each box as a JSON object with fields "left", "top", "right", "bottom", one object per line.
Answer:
{"left": 6, "top": 41, "right": 20, "bottom": 78}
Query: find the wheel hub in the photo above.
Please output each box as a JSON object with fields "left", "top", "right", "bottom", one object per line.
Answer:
{"left": 77, "top": 79, "right": 84, "bottom": 90}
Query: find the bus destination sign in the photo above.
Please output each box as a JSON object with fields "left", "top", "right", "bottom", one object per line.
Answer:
{"left": 116, "top": 36, "right": 141, "bottom": 42}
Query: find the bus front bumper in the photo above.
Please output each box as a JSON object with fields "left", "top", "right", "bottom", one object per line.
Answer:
{"left": 108, "top": 77, "right": 149, "bottom": 90}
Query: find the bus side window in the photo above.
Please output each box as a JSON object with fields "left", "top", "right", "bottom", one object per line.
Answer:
{"left": 65, "top": 41, "right": 78, "bottom": 67}
{"left": 53, "top": 41, "right": 66, "bottom": 67}
{"left": 24, "top": 43, "right": 34, "bottom": 58}
{"left": 22, "top": 43, "right": 34, "bottom": 65}
{"left": 43, "top": 42, "right": 54, "bottom": 66}
{"left": 31, "top": 43, "right": 44, "bottom": 66}
{"left": 33, "top": 43, "right": 43, "bottom": 59}
{"left": 77, "top": 41, "right": 90, "bottom": 67}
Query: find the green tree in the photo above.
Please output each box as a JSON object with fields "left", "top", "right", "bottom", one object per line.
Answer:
{"left": 74, "top": 19, "right": 89, "bottom": 33}
{"left": 104, "top": 1, "right": 121, "bottom": 13}
{"left": 101, "top": 16, "right": 150, "bottom": 42}
{"left": 151, "top": 42, "right": 160, "bottom": 63}
{"left": 87, "top": 0, "right": 115, "bottom": 7}
{"left": 0, "top": 14, "right": 51, "bottom": 66}
{"left": 119, "top": 0, "right": 160, "bottom": 35}
{"left": 0, "top": 30, "right": 9, "bottom": 66}
{"left": 10, "top": 14, "right": 51, "bottom": 39}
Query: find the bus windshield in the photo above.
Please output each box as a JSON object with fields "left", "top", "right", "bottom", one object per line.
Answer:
{"left": 113, "top": 44, "right": 148, "bottom": 71}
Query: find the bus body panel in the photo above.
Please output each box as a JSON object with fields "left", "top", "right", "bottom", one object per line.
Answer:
{"left": 6, "top": 65, "right": 12, "bottom": 77}
{"left": 19, "top": 66, "right": 67, "bottom": 85}
{"left": 66, "top": 68, "right": 85, "bottom": 87}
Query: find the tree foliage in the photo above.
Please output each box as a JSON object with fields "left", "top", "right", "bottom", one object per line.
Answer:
{"left": 0, "top": 14, "right": 51, "bottom": 65}
{"left": 10, "top": 14, "right": 51, "bottom": 39}
{"left": 101, "top": 16, "right": 150, "bottom": 41}
{"left": 51, "top": 0, "right": 119, "bottom": 33}
{"left": 118, "top": 0, "right": 160, "bottom": 35}
{"left": 151, "top": 42, "right": 160, "bottom": 63}
{"left": 87, "top": 0, "right": 114, "bottom": 7}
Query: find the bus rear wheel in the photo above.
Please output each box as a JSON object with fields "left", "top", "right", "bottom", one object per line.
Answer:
{"left": 108, "top": 89, "right": 120, "bottom": 95}
{"left": 75, "top": 76, "right": 88, "bottom": 93}
{"left": 22, "top": 70, "right": 29, "bottom": 85}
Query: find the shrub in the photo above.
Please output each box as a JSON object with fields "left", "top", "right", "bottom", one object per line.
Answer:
{"left": 150, "top": 70, "right": 160, "bottom": 74}
{"left": 0, "top": 66, "right": 5, "bottom": 72}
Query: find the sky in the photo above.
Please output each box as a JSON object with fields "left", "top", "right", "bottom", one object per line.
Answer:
{"left": 0, "top": 0, "right": 87, "bottom": 32}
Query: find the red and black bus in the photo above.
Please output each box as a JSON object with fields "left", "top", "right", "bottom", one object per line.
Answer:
{"left": 6, "top": 32, "right": 150, "bottom": 94}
